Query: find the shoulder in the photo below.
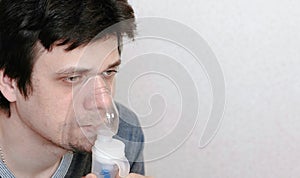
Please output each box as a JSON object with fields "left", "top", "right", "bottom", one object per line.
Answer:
{"left": 116, "top": 102, "right": 141, "bottom": 127}
{"left": 115, "top": 102, "right": 144, "bottom": 143}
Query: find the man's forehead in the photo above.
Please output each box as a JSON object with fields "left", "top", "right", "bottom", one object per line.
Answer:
{"left": 79, "top": 36, "right": 120, "bottom": 69}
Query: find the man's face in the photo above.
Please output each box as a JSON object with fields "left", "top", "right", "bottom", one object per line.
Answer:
{"left": 13, "top": 36, "right": 120, "bottom": 152}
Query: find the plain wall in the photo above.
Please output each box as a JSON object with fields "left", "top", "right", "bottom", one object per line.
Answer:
{"left": 115, "top": 1, "right": 300, "bottom": 177}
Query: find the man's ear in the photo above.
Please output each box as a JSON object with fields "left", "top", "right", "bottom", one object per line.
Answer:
{"left": 0, "top": 70, "right": 17, "bottom": 102}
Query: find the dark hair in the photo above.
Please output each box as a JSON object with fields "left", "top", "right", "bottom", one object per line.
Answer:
{"left": 0, "top": 0, "right": 135, "bottom": 115}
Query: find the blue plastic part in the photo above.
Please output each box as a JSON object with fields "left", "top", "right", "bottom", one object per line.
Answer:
{"left": 101, "top": 169, "right": 111, "bottom": 178}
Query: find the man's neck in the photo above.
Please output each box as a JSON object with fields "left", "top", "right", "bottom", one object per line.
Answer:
{"left": 0, "top": 112, "right": 67, "bottom": 177}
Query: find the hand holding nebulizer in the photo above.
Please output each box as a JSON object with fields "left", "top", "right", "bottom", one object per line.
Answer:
{"left": 73, "top": 75, "right": 130, "bottom": 178}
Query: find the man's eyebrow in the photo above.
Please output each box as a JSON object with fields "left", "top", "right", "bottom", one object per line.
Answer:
{"left": 107, "top": 59, "right": 121, "bottom": 69}
{"left": 55, "top": 60, "right": 121, "bottom": 75}
{"left": 55, "top": 67, "right": 91, "bottom": 75}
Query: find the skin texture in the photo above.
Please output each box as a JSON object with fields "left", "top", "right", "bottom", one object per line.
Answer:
{"left": 13, "top": 36, "right": 120, "bottom": 152}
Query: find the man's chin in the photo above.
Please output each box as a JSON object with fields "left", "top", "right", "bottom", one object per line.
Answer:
{"left": 70, "top": 143, "right": 94, "bottom": 153}
{"left": 69, "top": 137, "right": 97, "bottom": 153}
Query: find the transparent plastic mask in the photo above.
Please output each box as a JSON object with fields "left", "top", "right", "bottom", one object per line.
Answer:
{"left": 72, "top": 75, "right": 119, "bottom": 142}
{"left": 72, "top": 75, "right": 130, "bottom": 177}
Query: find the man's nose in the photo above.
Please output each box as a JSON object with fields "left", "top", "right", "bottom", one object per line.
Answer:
{"left": 83, "top": 76, "right": 113, "bottom": 110}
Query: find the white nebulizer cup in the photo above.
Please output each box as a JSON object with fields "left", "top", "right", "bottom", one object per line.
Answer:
{"left": 75, "top": 76, "right": 129, "bottom": 178}
{"left": 92, "top": 135, "right": 130, "bottom": 178}
{"left": 91, "top": 105, "right": 130, "bottom": 178}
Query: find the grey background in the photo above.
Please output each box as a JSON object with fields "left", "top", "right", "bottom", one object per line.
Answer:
{"left": 115, "top": 0, "right": 300, "bottom": 177}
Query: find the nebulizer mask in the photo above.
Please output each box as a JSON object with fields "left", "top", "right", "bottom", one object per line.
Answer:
{"left": 73, "top": 75, "right": 129, "bottom": 178}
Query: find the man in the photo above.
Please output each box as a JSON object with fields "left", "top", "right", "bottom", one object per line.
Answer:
{"left": 0, "top": 0, "right": 150, "bottom": 177}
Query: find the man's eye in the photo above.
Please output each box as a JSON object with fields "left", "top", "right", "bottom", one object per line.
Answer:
{"left": 63, "top": 75, "right": 83, "bottom": 83}
{"left": 102, "top": 69, "right": 118, "bottom": 79}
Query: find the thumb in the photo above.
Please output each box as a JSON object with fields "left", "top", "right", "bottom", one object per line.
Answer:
{"left": 82, "top": 173, "right": 97, "bottom": 178}
{"left": 123, "top": 173, "right": 154, "bottom": 178}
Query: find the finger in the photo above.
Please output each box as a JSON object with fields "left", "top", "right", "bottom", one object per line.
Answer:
{"left": 83, "top": 173, "right": 98, "bottom": 178}
{"left": 124, "top": 173, "right": 154, "bottom": 178}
